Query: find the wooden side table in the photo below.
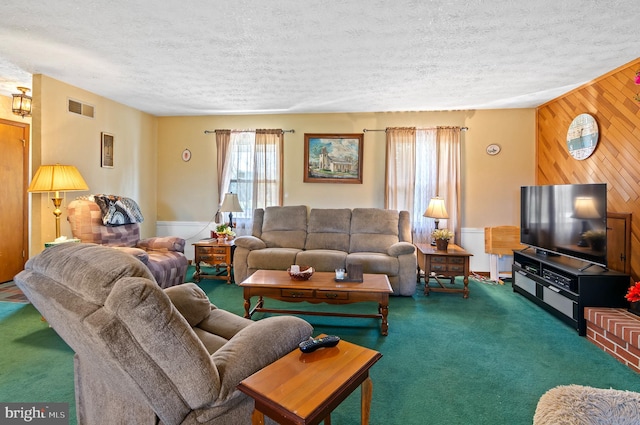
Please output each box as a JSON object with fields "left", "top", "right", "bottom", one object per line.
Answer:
{"left": 238, "top": 335, "right": 382, "bottom": 425}
{"left": 192, "top": 239, "right": 235, "bottom": 283}
{"left": 415, "top": 242, "right": 473, "bottom": 298}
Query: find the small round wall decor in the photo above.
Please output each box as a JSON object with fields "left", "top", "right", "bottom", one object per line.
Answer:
{"left": 566, "top": 114, "right": 599, "bottom": 160}
{"left": 486, "top": 144, "right": 501, "bottom": 156}
{"left": 182, "top": 149, "right": 191, "bottom": 162}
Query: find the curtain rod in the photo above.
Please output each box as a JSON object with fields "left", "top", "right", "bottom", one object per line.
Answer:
{"left": 363, "top": 126, "right": 468, "bottom": 132}
{"left": 203, "top": 129, "right": 295, "bottom": 134}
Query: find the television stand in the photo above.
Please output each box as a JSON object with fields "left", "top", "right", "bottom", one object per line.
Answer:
{"left": 512, "top": 250, "right": 629, "bottom": 335}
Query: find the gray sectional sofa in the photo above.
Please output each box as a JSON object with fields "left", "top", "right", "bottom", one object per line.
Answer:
{"left": 233, "top": 206, "right": 417, "bottom": 295}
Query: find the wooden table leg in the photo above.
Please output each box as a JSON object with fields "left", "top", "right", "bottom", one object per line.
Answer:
{"left": 251, "top": 409, "right": 265, "bottom": 425}
{"left": 193, "top": 261, "right": 201, "bottom": 282}
{"left": 379, "top": 302, "right": 389, "bottom": 336}
{"left": 463, "top": 275, "right": 469, "bottom": 299}
{"left": 324, "top": 414, "right": 331, "bottom": 425}
{"left": 243, "top": 295, "right": 252, "bottom": 319}
{"left": 361, "top": 376, "right": 373, "bottom": 425}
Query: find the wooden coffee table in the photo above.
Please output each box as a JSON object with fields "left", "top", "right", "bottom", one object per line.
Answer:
{"left": 238, "top": 270, "right": 393, "bottom": 335}
{"left": 238, "top": 335, "right": 382, "bottom": 425}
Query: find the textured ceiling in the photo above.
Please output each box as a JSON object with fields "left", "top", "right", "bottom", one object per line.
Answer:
{"left": 0, "top": 1, "right": 637, "bottom": 116}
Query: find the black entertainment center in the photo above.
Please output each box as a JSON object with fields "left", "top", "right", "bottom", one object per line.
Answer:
{"left": 514, "top": 183, "right": 630, "bottom": 335}
{"left": 513, "top": 248, "right": 629, "bottom": 335}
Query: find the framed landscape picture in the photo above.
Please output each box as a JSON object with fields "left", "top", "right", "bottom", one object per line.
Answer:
{"left": 303, "top": 133, "right": 364, "bottom": 184}
{"left": 101, "top": 132, "right": 114, "bottom": 168}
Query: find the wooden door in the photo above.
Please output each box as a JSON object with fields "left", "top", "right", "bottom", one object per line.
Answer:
{"left": 606, "top": 212, "right": 631, "bottom": 275}
{"left": 0, "top": 118, "right": 29, "bottom": 283}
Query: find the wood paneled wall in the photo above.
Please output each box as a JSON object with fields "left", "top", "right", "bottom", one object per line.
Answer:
{"left": 537, "top": 58, "right": 640, "bottom": 280}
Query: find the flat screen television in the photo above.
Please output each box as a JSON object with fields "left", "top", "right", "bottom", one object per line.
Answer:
{"left": 520, "top": 183, "right": 607, "bottom": 267}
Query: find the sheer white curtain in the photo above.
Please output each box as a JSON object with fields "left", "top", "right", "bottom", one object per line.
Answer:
{"left": 217, "top": 129, "right": 283, "bottom": 235}
{"left": 436, "top": 128, "right": 461, "bottom": 241}
{"left": 385, "top": 127, "right": 461, "bottom": 244}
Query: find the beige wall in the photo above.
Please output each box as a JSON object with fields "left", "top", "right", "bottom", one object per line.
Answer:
{"left": 157, "top": 109, "right": 536, "bottom": 227}
{"left": 13, "top": 73, "right": 536, "bottom": 258}
{"left": 30, "top": 75, "right": 158, "bottom": 255}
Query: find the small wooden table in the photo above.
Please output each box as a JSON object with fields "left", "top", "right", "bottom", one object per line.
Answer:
{"left": 415, "top": 243, "right": 473, "bottom": 298}
{"left": 238, "top": 270, "right": 393, "bottom": 335}
{"left": 238, "top": 335, "right": 382, "bottom": 425}
{"left": 192, "top": 239, "right": 235, "bottom": 283}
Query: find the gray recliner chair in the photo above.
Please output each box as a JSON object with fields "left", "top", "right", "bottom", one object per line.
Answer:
{"left": 14, "top": 243, "right": 313, "bottom": 425}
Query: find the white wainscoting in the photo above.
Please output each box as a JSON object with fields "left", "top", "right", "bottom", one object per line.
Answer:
{"left": 157, "top": 221, "right": 514, "bottom": 274}
{"left": 157, "top": 221, "right": 214, "bottom": 261}
{"left": 460, "top": 227, "right": 514, "bottom": 275}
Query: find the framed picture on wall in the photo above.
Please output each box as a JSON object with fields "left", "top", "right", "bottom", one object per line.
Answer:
{"left": 101, "top": 132, "right": 114, "bottom": 168}
{"left": 303, "top": 133, "right": 364, "bottom": 184}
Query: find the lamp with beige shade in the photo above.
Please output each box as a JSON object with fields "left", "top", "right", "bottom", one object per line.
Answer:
{"left": 28, "top": 164, "right": 89, "bottom": 239}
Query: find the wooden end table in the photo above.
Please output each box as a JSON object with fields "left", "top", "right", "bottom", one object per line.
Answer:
{"left": 415, "top": 242, "right": 473, "bottom": 298}
{"left": 192, "top": 239, "right": 235, "bottom": 283}
{"left": 238, "top": 270, "right": 393, "bottom": 335}
{"left": 238, "top": 335, "right": 382, "bottom": 425}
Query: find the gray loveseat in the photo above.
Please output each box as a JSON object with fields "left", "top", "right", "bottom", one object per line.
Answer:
{"left": 233, "top": 206, "right": 417, "bottom": 296}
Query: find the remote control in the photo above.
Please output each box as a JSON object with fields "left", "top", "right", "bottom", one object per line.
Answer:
{"left": 298, "top": 335, "right": 341, "bottom": 353}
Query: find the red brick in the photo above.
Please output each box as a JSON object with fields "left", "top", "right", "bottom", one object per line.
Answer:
{"left": 628, "top": 363, "right": 640, "bottom": 374}
{"left": 594, "top": 332, "right": 616, "bottom": 351}
{"left": 606, "top": 331, "right": 628, "bottom": 348}
{"left": 629, "top": 344, "right": 640, "bottom": 358}
{"left": 584, "top": 307, "right": 640, "bottom": 374}
{"left": 616, "top": 346, "right": 640, "bottom": 365}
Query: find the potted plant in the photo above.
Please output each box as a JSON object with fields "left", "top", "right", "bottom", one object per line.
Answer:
{"left": 432, "top": 228, "right": 454, "bottom": 251}
{"left": 625, "top": 281, "right": 640, "bottom": 317}
{"left": 216, "top": 223, "right": 236, "bottom": 241}
{"left": 583, "top": 229, "right": 606, "bottom": 251}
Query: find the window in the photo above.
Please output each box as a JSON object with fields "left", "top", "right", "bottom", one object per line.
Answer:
{"left": 386, "top": 127, "right": 461, "bottom": 244}
{"left": 217, "top": 129, "right": 283, "bottom": 234}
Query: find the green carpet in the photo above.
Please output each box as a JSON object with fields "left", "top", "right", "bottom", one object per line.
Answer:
{"left": 2, "top": 268, "right": 639, "bottom": 424}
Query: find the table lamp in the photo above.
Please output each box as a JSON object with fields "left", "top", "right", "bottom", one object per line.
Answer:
{"left": 424, "top": 197, "right": 449, "bottom": 246}
{"left": 28, "top": 164, "right": 89, "bottom": 239}
{"left": 219, "top": 192, "right": 243, "bottom": 227}
{"left": 424, "top": 197, "right": 449, "bottom": 230}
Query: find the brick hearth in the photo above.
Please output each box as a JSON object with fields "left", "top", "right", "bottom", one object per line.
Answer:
{"left": 584, "top": 307, "right": 640, "bottom": 373}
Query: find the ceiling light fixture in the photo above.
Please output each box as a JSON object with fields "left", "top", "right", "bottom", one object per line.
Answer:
{"left": 12, "top": 87, "right": 32, "bottom": 118}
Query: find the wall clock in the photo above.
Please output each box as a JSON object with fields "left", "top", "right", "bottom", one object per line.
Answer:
{"left": 566, "top": 114, "right": 599, "bottom": 160}
{"left": 486, "top": 144, "right": 501, "bottom": 155}
{"left": 182, "top": 149, "right": 191, "bottom": 162}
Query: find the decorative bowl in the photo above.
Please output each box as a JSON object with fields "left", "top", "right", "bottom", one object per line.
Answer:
{"left": 287, "top": 265, "right": 314, "bottom": 281}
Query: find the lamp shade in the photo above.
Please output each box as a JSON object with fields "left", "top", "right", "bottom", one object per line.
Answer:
{"left": 28, "top": 164, "right": 89, "bottom": 194}
{"left": 219, "top": 193, "right": 243, "bottom": 212}
{"left": 423, "top": 197, "right": 449, "bottom": 219}
{"left": 573, "top": 197, "right": 600, "bottom": 219}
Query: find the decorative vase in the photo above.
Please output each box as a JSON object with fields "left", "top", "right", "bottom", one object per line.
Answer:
{"left": 435, "top": 239, "right": 449, "bottom": 251}
{"left": 226, "top": 235, "right": 234, "bottom": 241}
{"left": 628, "top": 302, "right": 640, "bottom": 318}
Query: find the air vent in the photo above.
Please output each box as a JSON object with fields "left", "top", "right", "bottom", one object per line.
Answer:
{"left": 68, "top": 99, "right": 95, "bottom": 118}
